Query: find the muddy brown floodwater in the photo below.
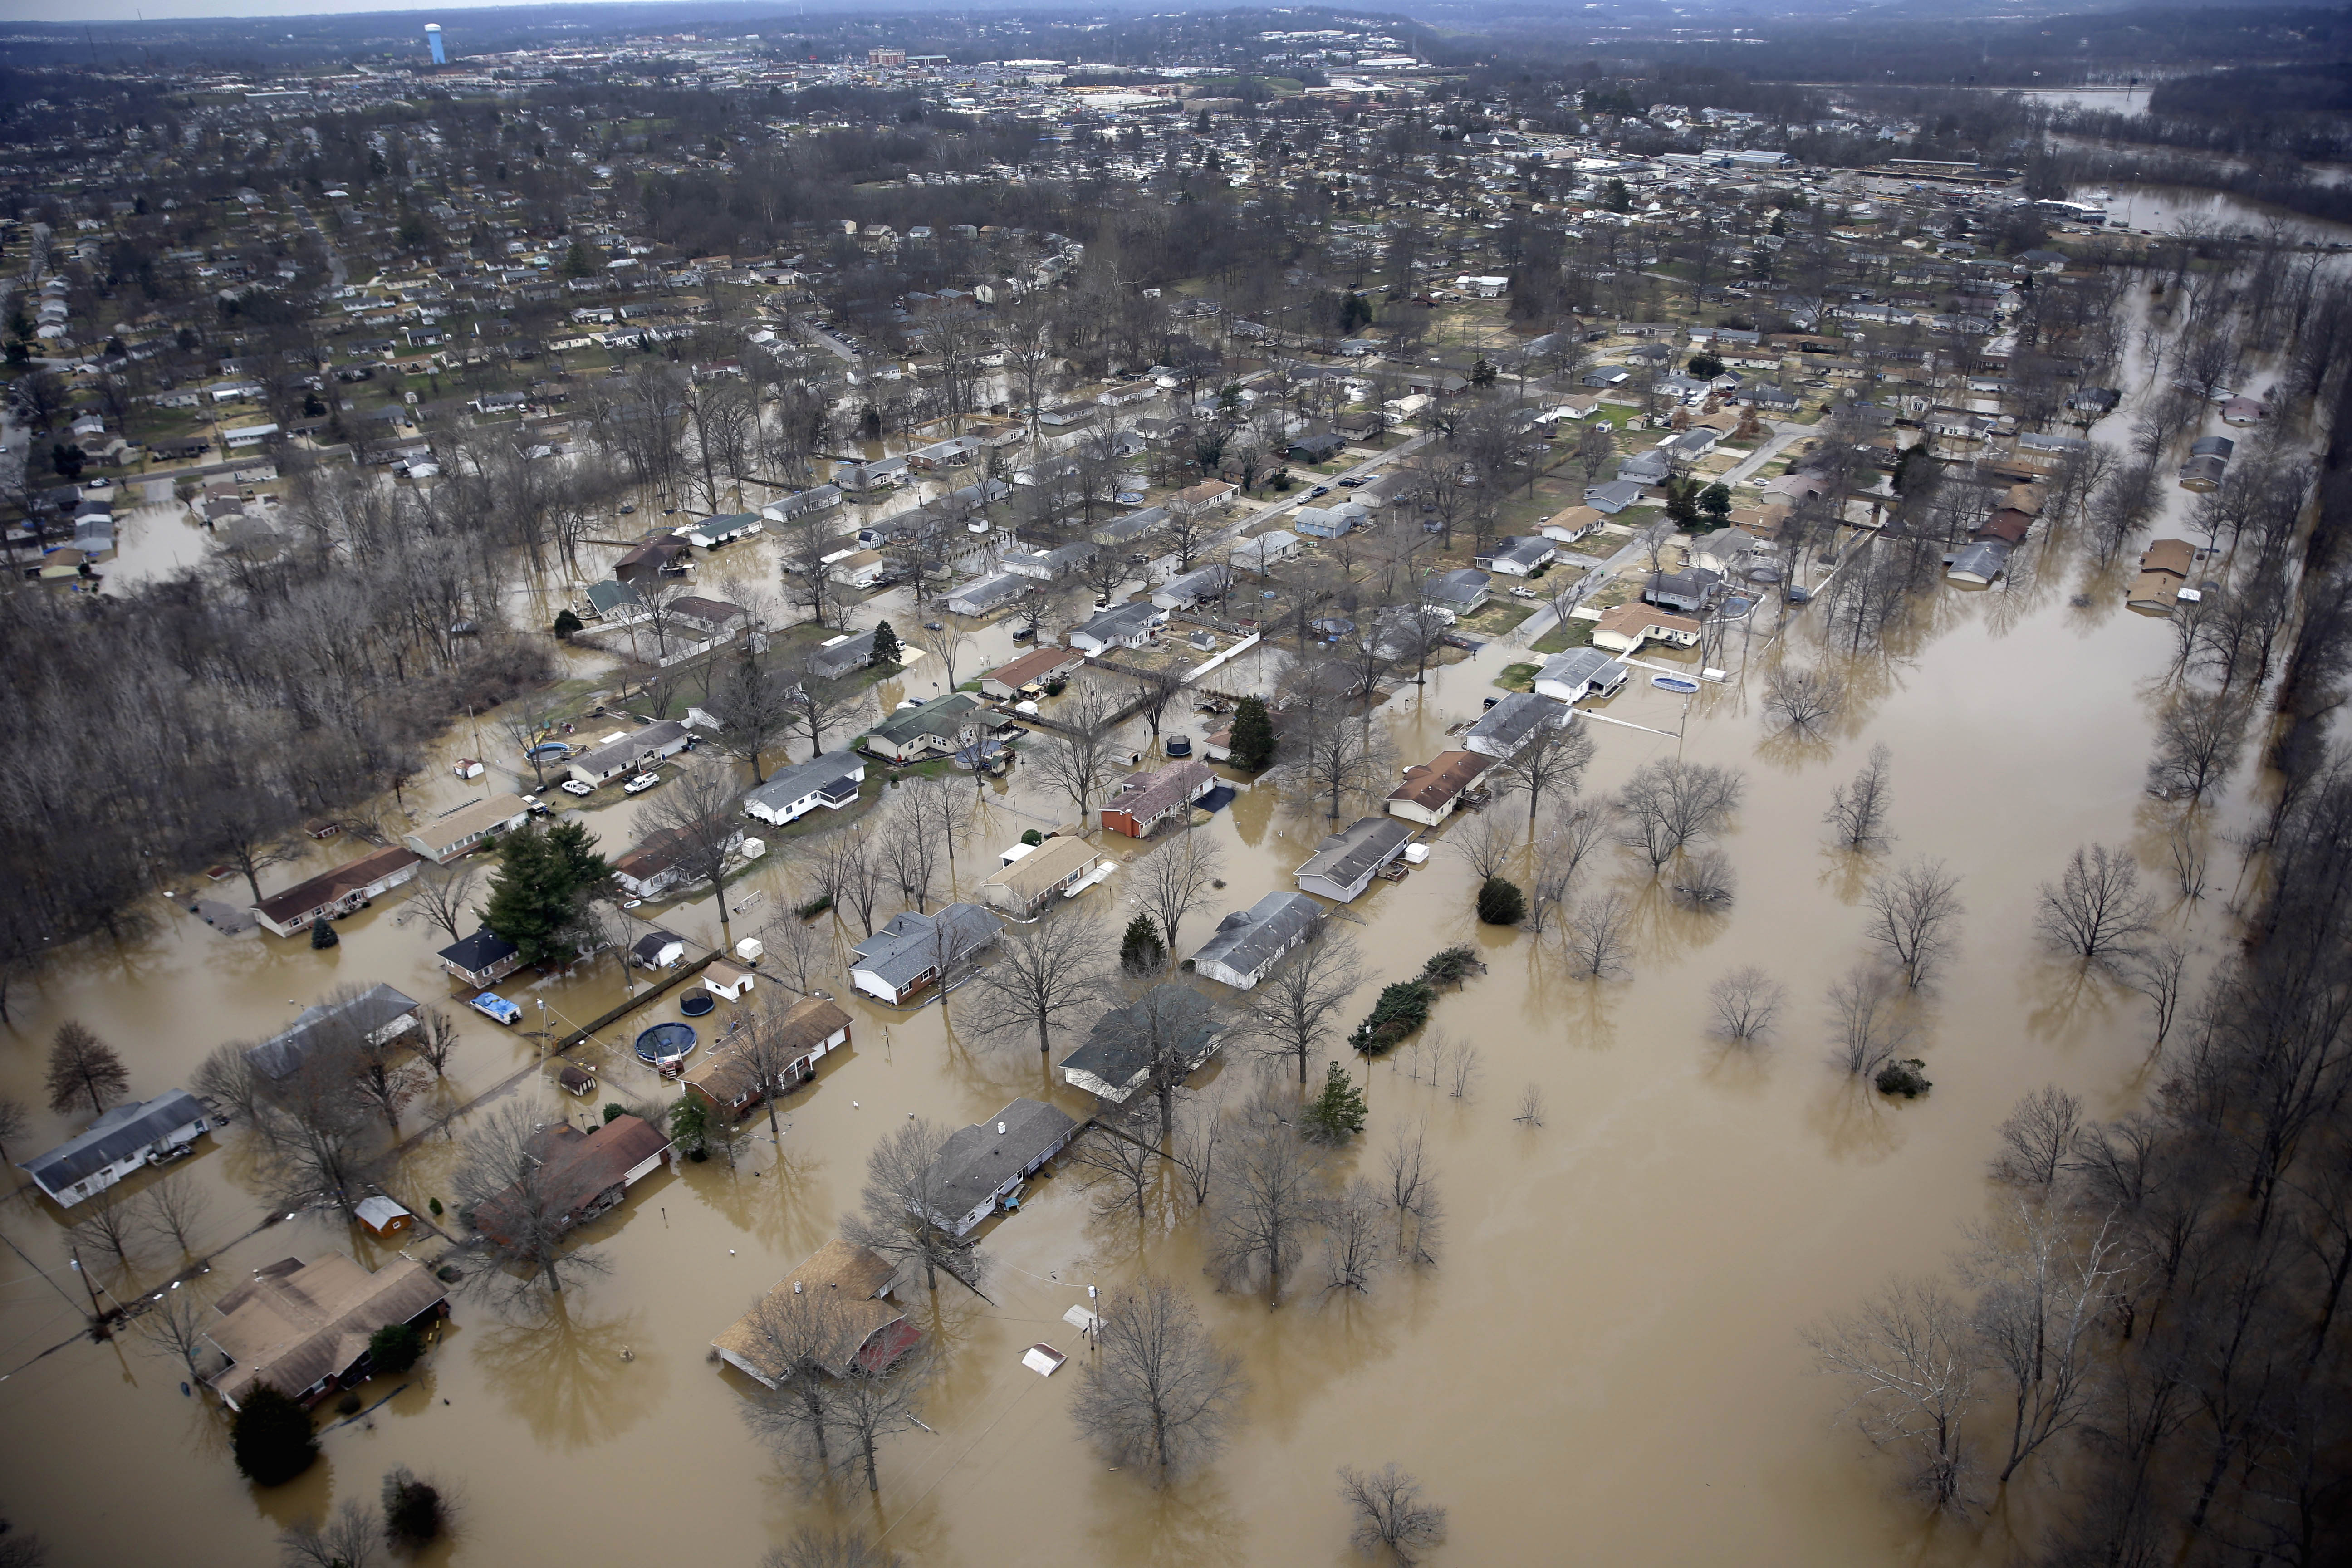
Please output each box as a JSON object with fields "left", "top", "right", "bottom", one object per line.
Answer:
{"left": 0, "top": 441, "right": 2267, "bottom": 1565}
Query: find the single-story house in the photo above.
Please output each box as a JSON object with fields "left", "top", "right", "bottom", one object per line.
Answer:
{"left": 403, "top": 794, "right": 533, "bottom": 862}
{"left": 613, "top": 821, "right": 743, "bottom": 900}
{"left": 867, "top": 693, "right": 982, "bottom": 763}
{"left": 1475, "top": 536, "right": 1555, "bottom": 577}
{"left": 683, "top": 997, "right": 853, "bottom": 1118}
{"left": 1059, "top": 985, "right": 1223, "bottom": 1104}
{"left": 248, "top": 984, "right": 421, "bottom": 1080}
{"left": 944, "top": 573, "right": 1030, "bottom": 617}
{"left": 1590, "top": 605, "right": 1700, "bottom": 655}
{"left": 1643, "top": 568, "right": 1724, "bottom": 613}
{"left": 1691, "top": 528, "right": 1775, "bottom": 574}
{"left": 918, "top": 1098, "right": 1080, "bottom": 1236}
{"left": 1421, "top": 568, "right": 1492, "bottom": 618}
{"left": 1070, "top": 601, "right": 1164, "bottom": 655}
{"left": 741, "top": 750, "right": 867, "bottom": 825}
{"left": 1288, "top": 431, "right": 1349, "bottom": 463}
{"left": 1100, "top": 760, "right": 1217, "bottom": 838}
{"left": 568, "top": 720, "right": 691, "bottom": 787}
{"left": 1975, "top": 509, "right": 2035, "bottom": 545}
{"left": 834, "top": 456, "right": 910, "bottom": 492}
{"left": 614, "top": 538, "right": 694, "bottom": 584}
{"left": 681, "top": 514, "right": 764, "bottom": 549}
{"left": 2221, "top": 397, "right": 2270, "bottom": 427}
{"left": 1947, "top": 540, "right": 2013, "bottom": 585}
{"left": 20, "top": 1090, "right": 212, "bottom": 1208}
{"left": 711, "top": 1239, "right": 916, "bottom": 1387}
{"left": 1293, "top": 504, "right": 1367, "bottom": 539}
{"left": 584, "top": 579, "right": 644, "bottom": 621}
{"left": 1584, "top": 480, "right": 1645, "bottom": 514}
{"left": 1617, "top": 447, "right": 1674, "bottom": 486}
{"left": 664, "top": 596, "right": 748, "bottom": 636}
{"left": 850, "top": 903, "right": 1001, "bottom": 1005}
{"left": 1004, "top": 541, "right": 1097, "bottom": 581}
{"left": 808, "top": 628, "right": 883, "bottom": 680}
{"left": 1188, "top": 891, "right": 1323, "bottom": 990}
{"left": 978, "top": 836, "right": 1103, "bottom": 918}
{"left": 202, "top": 1253, "right": 449, "bottom": 1411}
{"left": 437, "top": 929, "right": 522, "bottom": 988}
{"left": 1759, "top": 471, "right": 1831, "bottom": 505}
{"left": 1582, "top": 367, "right": 1631, "bottom": 390}
{"left": 1233, "top": 529, "right": 1302, "bottom": 573}
{"left": 473, "top": 1114, "right": 672, "bottom": 1246}
{"left": 827, "top": 549, "right": 888, "bottom": 589}
{"left": 1152, "top": 564, "right": 1232, "bottom": 612}
{"left": 1539, "top": 506, "right": 1606, "bottom": 544}
{"left": 982, "top": 647, "right": 1086, "bottom": 700}
{"left": 1387, "top": 749, "right": 1498, "bottom": 827}
{"left": 2127, "top": 538, "right": 2198, "bottom": 610}
{"left": 1465, "top": 691, "right": 1570, "bottom": 758}
{"left": 1173, "top": 480, "right": 1237, "bottom": 515}
{"left": 252, "top": 845, "right": 423, "bottom": 938}
{"left": 1295, "top": 816, "right": 1415, "bottom": 903}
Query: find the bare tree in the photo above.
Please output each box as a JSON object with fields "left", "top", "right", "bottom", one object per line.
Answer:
{"left": 137, "top": 1170, "right": 211, "bottom": 1256}
{"left": 45, "top": 1021, "right": 129, "bottom": 1116}
{"left": 1514, "top": 1083, "right": 1546, "bottom": 1126}
{"left": 452, "top": 1099, "right": 610, "bottom": 1297}
{"left": 1070, "top": 1276, "right": 1244, "bottom": 1482}
{"left": 130, "top": 1279, "right": 214, "bottom": 1373}
{"left": 1336, "top": 1462, "right": 1449, "bottom": 1566}
{"left": 396, "top": 859, "right": 482, "bottom": 946}
{"left": 2146, "top": 690, "right": 2248, "bottom": 804}
{"left": 1168, "top": 1086, "right": 1227, "bottom": 1210}
{"left": 412, "top": 1007, "right": 460, "bottom": 1079}
{"left": 1562, "top": 890, "right": 1634, "bottom": 980}
{"left": 632, "top": 760, "right": 747, "bottom": 949}
{"left": 1670, "top": 847, "right": 1738, "bottom": 911}
{"left": 1091, "top": 982, "right": 1222, "bottom": 1138}
{"left": 0, "top": 1094, "right": 26, "bottom": 1175}
{"left": 1803, "top": 1277, "right": 1984, "bottom": 1513}
{"left": 1528, "top": 801, "right": 1611, "bottom": 934}
{"left": 1961, "top": 1201, "right": 2128, "bottom": 1484}
{"left": 1862, "top": 859, "right": 1964, "bottom": 988}
{"left": 1129, "top": 833, "right": 1224, "bottom": 959}
{"left": 69, "top": 1187, "right": 143, "bottom": 1276}
{"left": 739, "top": 1283, "right": 860, "bottom": 1475}
{"left": 829, "top": 1350, "right": 934, "bottom": 1494}
{"left": 813, "top": 828, "right": 886, "bottom": 937}
{"left": 2036, "top": 844, "right": 2154, "bottom": 960}
{"left": 1279, "top": 693, "right": 1392, "bottom": 820}
{"left": 706, "top": 647, "right": 803, "bottom": 784}
{"left": 873, "top": 790, "right": 943, "bottom": 916}
{"left": 1617, "top": 758, "right": 1745, "bottom": 873}
{"left": 2117, "top": 936, "right": 2191, "bottom": 1049}
{"left": 1130, "top": 664, "right": 1190, "bottom": 746}
{"left": 1212, "top": 1102, "right": 1323, "bottom": 1303}
{"left": 348, "top": 1032, "right": 426, "bottom": 1135}
{"left": 1710, "top": 966, "right": 1787, "bottom": 1043}
{"left": 1826, "top": 965, "right": 1913, "bottom": 1078}
{"left": 761, "top": 1530, "right": 901, "bottom": 1568}
{"left": 1381, "top": 1123, "right": 1443, "bottom": 1268}
{"left": 276, "top": 1499, "right": 381, "bottom": 1568}
{"left": 1030, "top": 680, "right": 1127, "bottom": 820}
{"left": 913, "top": 616, "right": 976, "bottom": 694}
{"left": 1989, "top": 1086, "right": 2084, "bottom": 1191}
{"left": 762, "top": 906, "right": 838, "bottom": 996}
{"left": 1322, "top": 1178, "right": 1388, "bottom": 1296}
{"left": 1498, "top": 716, "right": 1597, "bottom": 831}
{"left": 1826, "top": 742, "right": 1894, "bottom": 850}
{"left": 1240, "top": 924, "right": 1367, "bottom": 1086}
{"left": 964, "top": 914, "right": 1114, "bottom": 1058}
{"left": 1763, "top": 665, "right": 1847, "bottom": 736}
{"left": 1445, "top": 809, "right": 1519, "bottom": 884}
{"left": 843, "top": 1117, "right": 985, "bottom": 1296}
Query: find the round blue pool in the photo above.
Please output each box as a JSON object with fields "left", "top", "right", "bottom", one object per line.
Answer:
{"left": 634, "top": 1021, "right": 696, "bottom": 1066}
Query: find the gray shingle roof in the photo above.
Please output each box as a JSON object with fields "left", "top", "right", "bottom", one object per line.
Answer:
{"left": 742, "top": 750, "right": 863, "bottom": 815}
{"left": 1189, "top": 891, "right": 1323, "bottom": 985}
{"left": 1059, "top": 985, "right": 1222, "bottom": 1101}
{"left": 248, "top": 984, "right": 420, "bottom": 1079}
{"left": 21, "top": 1091, "right": 207, "bottom": 1193}
{"left": 851, "top": 902, "right": 1000, "bottom": 992}
{"left": 1296, "top": 816, "right": 1414, "bottom": 895}
{"left": 923, "top": 1097, "right": 1078, "bottom": 1225}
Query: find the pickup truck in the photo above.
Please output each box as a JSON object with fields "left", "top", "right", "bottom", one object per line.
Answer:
{"left": 623, "top": 772, "right": 663, "bottom": 795}
{"left": 469, "top": 992, "right": 523, "bottom": 1026}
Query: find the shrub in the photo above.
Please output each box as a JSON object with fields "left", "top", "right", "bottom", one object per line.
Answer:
{"left": 1350, "top": 980, "right": 1434, "bottom": 1054}
{"left": 381, "top": 1465, "right": 445, "bottom": 1548}
{"left": 601, "top": 1102, "right": 628, "bottom": 1123}
{"left": 1043, "top": 677, "right": 1068, "bottom": 696}
{"left": 426, "top": 1196, "right": 442, "bottom": 1216}
{"left": 796, "top": 892, "right": 834, "bottom": 919}
{"left": 1302, "top": 1061, "right": 1370, "bottom": 1144}
{"left": 1420, "top": 945, "right": 1485, "bottom": 988}
{"left": 1476, "top": 876, "right": 1526, "bottom": 926}
{"left": 552, "top": 608, "right": 584, "bottom": 638}
{"left": 368, "top": 1321, "right": 424, "bottom": 1375}
{"left": 435, "top": 1264, "right": 461, "bottom": 1284}
{"left": 309, "top": 917, "right": 339, "bottom": 949}
{"left": 230, "top": 1385, "right": 320, "bottom": 1486}
{"left": 669, "top": 1094, "right": 710, "bottom": 1160}
{"left": 1020, "top": 828, "right": 1044, "bottom": 846}
{"left": 1875, "top": 1058, "right": 1933, "bottom": 1098}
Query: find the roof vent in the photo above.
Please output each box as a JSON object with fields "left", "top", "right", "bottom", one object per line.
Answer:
{"left": 997, "top": 1121, "right": 1007, "bottom": 1135}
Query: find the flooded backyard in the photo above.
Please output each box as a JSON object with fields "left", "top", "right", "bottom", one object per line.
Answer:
{"left": 0, "top": 392, "right": 2281, "bottom": 1565}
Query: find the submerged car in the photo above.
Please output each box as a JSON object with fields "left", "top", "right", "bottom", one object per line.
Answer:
{"left": 469, "top": 992, "right": 523, "bottom": 1026}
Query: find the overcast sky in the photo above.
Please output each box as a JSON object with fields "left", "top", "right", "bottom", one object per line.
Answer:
{"left": 6, "top": 0, "right": 646, "bottom": 22}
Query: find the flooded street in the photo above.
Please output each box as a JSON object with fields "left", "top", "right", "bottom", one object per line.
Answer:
{"left": 0, "top": 397, "right": 2277, "bottom": 1566}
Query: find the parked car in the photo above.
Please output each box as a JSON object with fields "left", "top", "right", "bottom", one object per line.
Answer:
{"left": 469, "top": 993, "right": 523, "bottom": 1026}
{"left": 1338, "top": 476, "right": 1364, "bottom": 487}
{"left": 623, "top": 772, "right": 662, "bottom": 795}
{"left": 1010, "top": 626, "right": 1035, "bottom": 642}
{"left": 1308, "top": 485, "right": 1330, "bottom": 499}
{"left": 559, "top": 779, "right": 594, "bottom": 796}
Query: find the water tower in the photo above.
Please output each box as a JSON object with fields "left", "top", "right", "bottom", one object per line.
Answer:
{"left": 425, "top": 23, "right": 445, "bottom": 66}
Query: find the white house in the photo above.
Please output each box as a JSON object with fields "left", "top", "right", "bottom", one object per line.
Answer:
{"left": 20, "top": 1091, "right": 212, "bottom": 1208}
{"left": 741, "top": 750, "right": 865, "bottom": 826}
{"left": 1534, "top": 647, "right": 1632, "bottom": 702}
{"left": 1189, "top": 891, "right": 1323, "bottom": 990}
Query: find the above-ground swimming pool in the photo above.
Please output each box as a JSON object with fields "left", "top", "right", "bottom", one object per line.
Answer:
{"left": 634, "top": 1021, "right": 696, "bottom": 1067}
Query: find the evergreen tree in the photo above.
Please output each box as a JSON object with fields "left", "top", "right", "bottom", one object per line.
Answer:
{"left": 1228, "top": 696, "right": 1276, "bottom": 771}
{"left": 870, "top": 619, "right": 901, "bottom": 669}
{"left": 230, "top": 1385, "right": 320, "bottom": 1485}
{"left": 367, "top": 1322, "right": 424, "bottom": 1374}
{"left": 552, "top": 608, "right": 584, "bottom": 638}
{"left": 562, "top": 241, "right": 597, "bottom": 279}
{"left": 1121, "top": 912, "right": 1167, "bottom": 975}
{"left": 480, "top": 820, "right": 611, "bottom": 966}
{"left": 669, "top": 1093, "right": 711, "bottom": 1160}
{"left": 1603, "top": 177, "right": 1633, "bottom": 213}
{"left": 1302, "top": 1061, "right": 1369, "bottom": 1144}
{"left": 1700, "top": 483, "right": 1734, "bottom": 523}
{"left": 309, "top": 917, "right": 339, "bottom": 949}
{"left": 1476, "top": 876, "right": 1526, "bottom": 926}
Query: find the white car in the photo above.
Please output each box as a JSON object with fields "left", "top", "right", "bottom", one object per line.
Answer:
{"left": 559, "top": 779, "right": 594, "bottom": 797}
{"left": 623, "top": 772, "right": 662, "bottom": 795}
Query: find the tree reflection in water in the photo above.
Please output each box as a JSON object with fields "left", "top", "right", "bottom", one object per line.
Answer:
{"left": 474, "top": 1295, "right": 661, "bottom": 1452}
{"left": 1803, "top": 1076, "right": 1909, "bottom": 1166}
{"left": 1083, "top": 1471, "right": 1245, "bottom": 1568}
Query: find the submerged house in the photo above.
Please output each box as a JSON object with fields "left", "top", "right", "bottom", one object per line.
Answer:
{"left": 20, "top": 1091, "right": 212, "bottom": 1208}
{"left": 471, "top": 1114, "right": 672, "bottom": 1246}
{"left": 849, "top": 903, "right": 1001, "bottom": 1004}
{"left": 978, "top": 836, "right": 1103, "bottom": 918}
{"left": 711, "top": 1240, "right": 918, "bottom": 1387}
{"left": 202, "top": 1252, "right": 450, "bottom": 1411}
{"left": 251, "top": 845, "right": 422, "bottom": 938}
{"left": 682, "top": 997, "right": 853, "bottom": 1118}
{"left": 741, "top": 750, "right": 865, "bottom": 826}
{"left": 1099, "top": 759, "right": 1216, "bottom": 838}
{"left": 1188, "top": 890, "right": 1323, "bottom": 990}
{"left": 248, "top": 984, "right": 421, "bottom": 1080}
{"left": 1295, "top": 817, "right": 1415, "bottom": 902}
{"left": 1058, "top": 986, "right": 1224, "bottom": 1106}
{"left": 918, "top": 1098, "right": 1080, "bottom": 1236}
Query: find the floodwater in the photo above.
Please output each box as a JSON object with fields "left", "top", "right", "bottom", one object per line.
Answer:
{"left": 2074, "top": 183, "right": 2352, "bottom": 247}
{"left": 0, "top": 372, "right": 2291, "bottom": 1567}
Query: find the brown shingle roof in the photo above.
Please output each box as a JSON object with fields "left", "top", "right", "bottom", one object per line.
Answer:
{"left": 1387, "top": 750, "right": 1495, "bottom": 811}
{"left": 683, "top": 997, "right": 852, "bottom": 1105}
{"left": 254, "top": 844, "right": 421, "bottom": 925}
{"left": 204, "top": 1253, "right": 446, "bottom": 1409}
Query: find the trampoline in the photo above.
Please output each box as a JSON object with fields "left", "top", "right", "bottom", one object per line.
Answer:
{"left": 634, "top": 1021, "right": 697, "bottom": 1070}
{"left": 679, "top": 992, "right": 716, "bottom": 1018}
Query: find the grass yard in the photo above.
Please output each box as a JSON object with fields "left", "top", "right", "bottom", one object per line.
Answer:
{"left": 1497, "top": 662, "right": 1541, "bottom": 692}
